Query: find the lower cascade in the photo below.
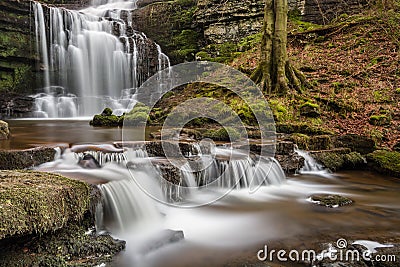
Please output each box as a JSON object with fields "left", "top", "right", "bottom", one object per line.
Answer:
{"left": 36, "top": 143, "right": 287, "bottom": 234}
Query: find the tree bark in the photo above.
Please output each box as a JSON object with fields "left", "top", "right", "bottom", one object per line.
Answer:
{"left": 252, "top": 0, "right": 307, "bottom": 94}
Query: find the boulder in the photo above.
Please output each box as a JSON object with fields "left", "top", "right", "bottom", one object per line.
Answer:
{"left": 0, "top": 120, "right": 10, "bottom": 140}
{"left": 310, "top": 149, "right": 366, "bottom": 172}
{"left": 366, "top": 150, "right": 400, "bottom": 178}
{"left": 0, "top": 170, "right": 90, "bottom": 240}
{"left": 308, "top": 194, "right": 353, "bottom": 208}
{"left": 335, "top": 134, "right": 375, "bottom": 155}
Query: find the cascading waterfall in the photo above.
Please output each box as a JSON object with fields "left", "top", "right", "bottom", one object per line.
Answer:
{"left": 33, "top": 0, "right": 170, "bottom": 118}
{"left": 36, "top": 144, "right": 287, "bottom": 234}
{"left": 294, "top": 147, "right": 332, "bottom": 176}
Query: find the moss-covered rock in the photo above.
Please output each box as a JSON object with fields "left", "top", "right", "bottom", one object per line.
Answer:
{"left": 277, "top": 122, "right": 334, "bottom": 135}
{"left": 0, "top": 147, "right": 56, "bottom": 170}
{"left": 0, "top": 120, "right": 10, "bottom": 139}
{"left": 300, "top": 101, "right": 321, "bottom": 118}
{"left": 335, "top": 134, "right": 375, "bottom": 154}
{"left": 123, "top": 103, "right": 151, "bottom": 126}
{"left": 308, "top": 194, "right": 353, "bottom": 208}
{"left": 369, "top": 114, "right": 391, "bottom": 126}
{"left": 311, "top": 149, "right": 366, "bottom": 171}
{"left": 203, "top": 127, "right": 241, "bottom": 141}
{"left": 367, "top": 150, "right": 400, "bottom": 177}
{"left": 288, "top": 134, "right": 333, "bottom": 150}
{"left": 0, "top": 170, "right": 91, "bottom": 240}
{"left": 0, "top": 222, "right": 125, "bottom": 267}
{"left": 89, "top": 108, "right": 122, "bottom": 127}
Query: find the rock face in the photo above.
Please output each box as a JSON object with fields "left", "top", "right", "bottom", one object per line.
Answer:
{"left": 0, "top": 0, "right": 37, "bottom": 93}
{"left": 0, "top": 147, "right": 56, "bottom": 170}
{"left": 0, "top": 120, "right": 10, "bottom": 139}
{"left": 194, "top": 0, "right": 369, "bottom": 45}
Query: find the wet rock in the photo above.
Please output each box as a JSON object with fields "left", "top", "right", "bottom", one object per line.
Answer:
{"left": 366, "top": 150, "right": 400, "bottom": 178}
{"left": 0, "top": 170, "right": 90, "bottom": 240}
{"left": 140, "top": 229, "right": 184, "bottom": 254}
{"left": 78, "top": 154, "right": 101, "bottom": 169}
{"left": 0, "top": 120, "right": 10, "bottom": 139}
{"left": 308, "top": 194, "right": 353, "bottom": 208}
{"left": 276, "top": 141, "right": 295, "bottom": 155}
{"left": 0, "top": 147, "right": 56, "bottom": 170}
{"left": 275, "top": 154, "right": 305, "bottom": 174}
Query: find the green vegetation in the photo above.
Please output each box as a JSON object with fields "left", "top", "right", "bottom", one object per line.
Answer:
{"left": 123, "top": 103, "right": 151, "bottom": 126}
{"left": 0, "top": 170, "right": 90, "bottom": 239}
{"left": 367, "top": 150, "right": 400, "bottom": 177}
{"left": 203, "top": 127, "right": 241, "bottom": 141}
{"left": 369, "top": 114, "right": 391, "bottom": 126}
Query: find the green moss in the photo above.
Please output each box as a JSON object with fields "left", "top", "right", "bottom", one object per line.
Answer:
{"left": 269, "top": 99, "right": 289, "bottom": 122}
{"left": 300, "top": 101, "right": 319, "bottom": 109}
{"left": 369, "top": 114, "right": 391, "bottom": 126}
{"left": 101, "top": 107, "right": 113, "bottom": 116}
{"left": 367, "top": 150, "right": 400, "bottom": 177}
{"left": 277, "top": 122, "right": 334, "bottom": 135}
{"left": 90, "top": 114, "right": 121, "bottom": 127}
{"left": 0, "top": 170, "right": 90, "bottom": 240}
{"left": 203, "top": 127, "right": 241, "bottom": 141}
{"left": 395, "top": 88, "right": 400, "bottom": 94}
{"left": 123, "top": 103, "right": 152, "bottom": 126}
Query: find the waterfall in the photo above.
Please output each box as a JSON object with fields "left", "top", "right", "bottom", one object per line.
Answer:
{"left": 195, "top": 155, "right": 286, "bottom": 189}
{"left": 32, "top": 1, "right": 170, "bottom": 118}
{"left": 294, "top": 148, "right": 332, "bottom": 176}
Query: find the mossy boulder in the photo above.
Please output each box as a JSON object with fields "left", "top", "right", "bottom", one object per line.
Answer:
{"left": 0, "top": 170, "right": 91, "bottom": 240}
{"left": 277, "top": 122, "right": 334, "bottom": 135}
{"left": 0, "top": 147, "right": 56, "bottom": 170}
{"left": 311, "top": 149, "right": 366, "bottom": 171}
{"left": 90, "top": 108, "right": 122, "bottom": 127}
{"left": 288, "top": 134, "right": 333, "bottom": 150}
{"left": 123, "top": 103, "right": 151, "bottom": 126}
{"left": 366, "top": 150, "right": 400, "bottom": 177}
{"left": 308, "top": 194, "right": 353, "bottom": 208}
{"left": 369, "top": 114, "right": 391, "bottom": 126}
{"left": 335, "top": 134, "right": 375, "bottom": 154}
{"left": 0, "top": 223, "right": 125, "bottom": 267}
{"left": 0, "top": 120, "right": 10, "bottom": 139}
{"left": 203, "top": 127, "right": 241, "bottom": 141}
{"left": 300, "top": 102, "right": 320, "bottom": 118}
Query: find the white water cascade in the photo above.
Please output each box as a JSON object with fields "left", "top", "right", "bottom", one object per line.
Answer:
{"left": 294, "top": 148, "right": 332, "bottom": 177}
{"left": 33, "top": 0, "right": 170, "bottom": 118}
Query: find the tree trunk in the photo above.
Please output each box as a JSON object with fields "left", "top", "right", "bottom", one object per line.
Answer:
{"left": 251, "top": 0, "right": 306, "bottom": 94}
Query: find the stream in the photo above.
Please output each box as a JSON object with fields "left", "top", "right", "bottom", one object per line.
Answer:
{"left": 3, "top": 119, "right": 400, "bottom": 266}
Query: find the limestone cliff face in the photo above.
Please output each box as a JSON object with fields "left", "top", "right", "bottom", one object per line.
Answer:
{"left": 0, "top": 0, "right": 36, "bottom": 93}
{"left": 195, "top": 0, "right": 369, "bottom": 45}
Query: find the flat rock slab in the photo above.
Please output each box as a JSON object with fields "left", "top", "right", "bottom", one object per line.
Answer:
{"left": 0, "top": 170, "right": 90, "bottom": 240}
{"left": 0, "top": 147, "right": 55, "bottom": 170}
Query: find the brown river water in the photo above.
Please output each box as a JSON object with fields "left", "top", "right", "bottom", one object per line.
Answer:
{"left": 2, "top": 119, "right": 399, "bottom": 266}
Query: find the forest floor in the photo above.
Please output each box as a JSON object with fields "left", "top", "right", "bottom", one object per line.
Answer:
{"left": 231, "top": 7, "right": 400, "bottom": 149}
